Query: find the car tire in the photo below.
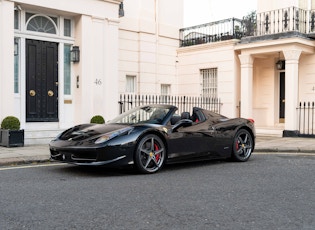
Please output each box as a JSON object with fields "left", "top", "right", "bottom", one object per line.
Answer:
{"left": 232, "top": 129, "right": 253, "bottom": 162}
{"left": 134, "top": 134, "right": 166, "bottom": 174}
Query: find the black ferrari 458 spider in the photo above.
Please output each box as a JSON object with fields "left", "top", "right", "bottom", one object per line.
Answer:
{"left": 50, "top": 104, "right": 255, "bottom": 173}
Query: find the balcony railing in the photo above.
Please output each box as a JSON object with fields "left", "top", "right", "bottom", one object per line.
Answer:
{"left": 179, "top": 6, "right": 315, "bottom": 47}
{"left": 256, "top": 6, "right": 308, "bottom": 36}
{"left": 179, "top": 18, "right": 244, "bottom": 47}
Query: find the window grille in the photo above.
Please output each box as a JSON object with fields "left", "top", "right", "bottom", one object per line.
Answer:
{"left": 201, "top": 68, "right": 217, "bottom": 97}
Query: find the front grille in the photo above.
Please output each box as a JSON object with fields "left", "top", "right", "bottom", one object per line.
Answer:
{"left": 50, "top": 149, "right": 97, "bottom": 162}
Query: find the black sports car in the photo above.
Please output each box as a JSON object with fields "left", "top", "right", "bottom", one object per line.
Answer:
{"left": 50, "top": 104, "right": 255, "bottom": 173}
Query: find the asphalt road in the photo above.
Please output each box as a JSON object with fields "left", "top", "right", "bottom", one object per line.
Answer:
{"left": 1, "top": 153, "right": 314, "bottom": 230}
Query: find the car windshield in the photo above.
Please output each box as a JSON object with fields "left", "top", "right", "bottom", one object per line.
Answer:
{"left": 109, "top": 105, "right": 171, "bottom": 125}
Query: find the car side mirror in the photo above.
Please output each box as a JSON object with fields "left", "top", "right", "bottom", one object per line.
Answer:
{"left": 172, "top": 119, "right": 193, "bottom": 131}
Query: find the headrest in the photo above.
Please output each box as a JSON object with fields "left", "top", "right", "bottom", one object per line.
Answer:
{"left": 181, "top": 112, "right": 190, "bottom": 120}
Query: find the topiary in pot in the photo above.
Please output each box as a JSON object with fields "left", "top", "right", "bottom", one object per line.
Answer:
{"left": 1, "top": 116, "right": 20, "bottom": 130}
{"left": 0, "top": 116, "right": 24, "bottom": 147}
{"left": 90, "top": 115, "right": 105, "bottom": 124}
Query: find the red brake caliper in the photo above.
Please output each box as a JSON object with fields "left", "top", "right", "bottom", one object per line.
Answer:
{"left": 154, "top": 143, "right": 160, "bottom": 162}
{"left": 235, "top": 140, "right": 239, "bottom": 151}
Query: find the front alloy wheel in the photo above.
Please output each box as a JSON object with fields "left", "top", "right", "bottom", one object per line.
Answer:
{"left": 135, "top": 134, "right": 166, "bottom": 174}
{"left": 232, "top": 129, "right": 253, "bottom": 162}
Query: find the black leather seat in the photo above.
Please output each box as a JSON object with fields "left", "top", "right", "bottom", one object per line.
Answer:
{"left": 181, "top": 112, "right": 191, "bottom": 120}
{"left": 170, "top": 114, "right": 181, "bottom": 125}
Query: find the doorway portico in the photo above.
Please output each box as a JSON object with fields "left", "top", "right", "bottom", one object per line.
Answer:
{"left": 236, "top": 38, "right": 314, "bottom": 136}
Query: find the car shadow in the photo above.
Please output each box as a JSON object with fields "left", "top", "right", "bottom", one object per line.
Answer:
{"left": 50, "top": 158, "right": 235, "bottom": 177}
{"left": 52, "top": 164, "right": 138, "bottom": 177}
{"left": 163, "top": 159, "right": 230, "bottom": 171}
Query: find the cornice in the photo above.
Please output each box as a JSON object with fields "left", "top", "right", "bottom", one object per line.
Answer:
{"left": 177, "top": 39, "right": 239, "bottom": 54}
{"left": 235, "top": 36, "right": 315, "bottom": 52}
{"left": 98, "top": 0, "right": 123, "bottom": 4}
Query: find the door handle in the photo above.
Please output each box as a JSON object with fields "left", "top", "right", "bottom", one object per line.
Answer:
{"left": 48, "top": 90, "right": 54, "bottom": 97}
{"left": 29, "top": 90, "right": 36, "bottom": 96}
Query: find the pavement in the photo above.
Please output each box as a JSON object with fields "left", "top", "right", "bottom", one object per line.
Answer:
{"left": 0, "top": 136, "right": 314, "bottom": 166}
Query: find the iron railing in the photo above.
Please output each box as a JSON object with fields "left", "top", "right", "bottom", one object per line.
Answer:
{"left": 297, "top": 102, "right": 315, "bottom": 137}
{"left": 256, "top": 6, "right": 308, "bottom": 36}
{"left": 179, "top": 18, "right": 244, "bottom": 47}
{"left": 179, "top": 6, "right": 315, "bottom": 47}
{"left": 118, "top": 94, "right": 221, "bottom": 115}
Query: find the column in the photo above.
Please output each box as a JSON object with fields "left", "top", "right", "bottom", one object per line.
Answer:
{"left": 239, "top": 54, "right": 254, "bottom": 118}
{"left": 0, "top": 1, "right": 15, "bottom": 119}
{"left": 283, "top": 49, "right": 301, "bottom": 136}
{"left": 103, "top": 18, "right": 120, "bottom": 120}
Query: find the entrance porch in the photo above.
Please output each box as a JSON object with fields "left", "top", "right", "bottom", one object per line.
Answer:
{"left": 236, "top": 37, "right": 315, "bottom": 137}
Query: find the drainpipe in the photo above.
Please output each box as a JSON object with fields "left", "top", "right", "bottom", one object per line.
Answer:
{"left": 155, "top": 0, "right": 159, "bottom": 94}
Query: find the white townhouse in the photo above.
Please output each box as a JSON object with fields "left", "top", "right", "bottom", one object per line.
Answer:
{"left": 177, "top": 0, "right": 315, "bottom": 137}
{"left": 0, "top": 0, "right": 123, "bottom": 143}
{"left": 0, "top": 0, "right": 183, "bottom": 144}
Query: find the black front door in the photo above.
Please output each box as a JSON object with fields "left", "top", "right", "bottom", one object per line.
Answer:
{"left": 26, "top": 39, "right": 58, "bottom": 122}
{"left": 279, "top": 72, "right": 285, "bottom": 123}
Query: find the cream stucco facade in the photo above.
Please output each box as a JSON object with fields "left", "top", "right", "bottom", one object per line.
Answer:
{"left": 176, "top": 0, "right": 315, "bottom": 136}
{"left": 177, "top": 40, "right": 241, "bottom": 117}
{"left": 118, "top": 0, "right": 183, "bottom": 95}
{"left": 0, "top": 0, "right": 122, "bottom": 144}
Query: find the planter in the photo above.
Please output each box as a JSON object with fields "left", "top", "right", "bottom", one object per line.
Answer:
{"left": 0, "top": 129, "right": 24, "bottom": 147}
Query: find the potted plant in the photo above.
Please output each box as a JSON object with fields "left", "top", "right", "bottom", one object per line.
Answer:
{"left": 0, "top": 116, "right": 24, "bottom": 147}
{"left": 90, "top": 115, "right": 105, "bottom": 124}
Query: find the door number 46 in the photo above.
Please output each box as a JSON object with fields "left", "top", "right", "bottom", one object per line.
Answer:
{"left": 94, "top": 79, "right": 102, "bottom": 85}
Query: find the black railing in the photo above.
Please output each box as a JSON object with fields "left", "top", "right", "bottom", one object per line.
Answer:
{"left": 179, "top": 18, "right": 244, "bottom": 47}
{"left": 179, "top": 7, "right": 315, "bottom": 47}
{"left": 118, "top": 94, "right": 221, "bottom": 115}
{"left": 297, "top": 102, "right": 315, "bottom": 137}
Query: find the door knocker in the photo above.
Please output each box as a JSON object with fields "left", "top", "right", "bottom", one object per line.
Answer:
{"left": 48, "top": 90, "right": 54, "bottom": 97}
{"left": 29, "top": 90, "right": 36, "bottom": 97}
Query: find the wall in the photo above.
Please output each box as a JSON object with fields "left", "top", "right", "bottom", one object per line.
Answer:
{"left": 257, "top": 0, "right": 301, "bottom": 13}
{"left": 118, "top": 0, "right": 183, "bottom": 95}
{"left": 177, "top": 40, "right": 240, "bottom": 118}
{"left": 256, "top": 0, "right": 315, "bottom": 12}
{"left": 252, "top": 58, "right": 277, "bottom": 126}
{"left": 299, "top": 53, "right": 315, "bottom": 102}
{"left": 0, "top": 1, "right": 15, "bottom": 121}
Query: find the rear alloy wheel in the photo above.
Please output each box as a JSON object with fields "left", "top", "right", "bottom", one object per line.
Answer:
{"left": 232, "top": 129, "right": 253, "bottom": 162}
{"left": 135, "top": 134, "right": 166, "bottom": 174}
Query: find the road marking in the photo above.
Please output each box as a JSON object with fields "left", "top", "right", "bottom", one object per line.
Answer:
{"left": 254, "top": 152, "right": 315, "bottom": 156}
{"left": 0, "top": 163, "right": 65, "bottom": 171}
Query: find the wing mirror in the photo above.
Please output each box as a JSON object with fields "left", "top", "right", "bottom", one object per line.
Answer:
{"left": 172, "top": 119, "right": 193, "bottom": 131}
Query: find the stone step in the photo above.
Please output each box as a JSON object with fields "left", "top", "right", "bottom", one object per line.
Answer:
{"left": 256, "top": 127, "right": 283, "bottom": 137}
{"left": 24, "top": 129, "right": 63, "bottom": 145}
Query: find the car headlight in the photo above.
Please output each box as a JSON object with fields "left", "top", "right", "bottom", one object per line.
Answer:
{"left": 95, "top": 127, "right": 133, "bottom": 144}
